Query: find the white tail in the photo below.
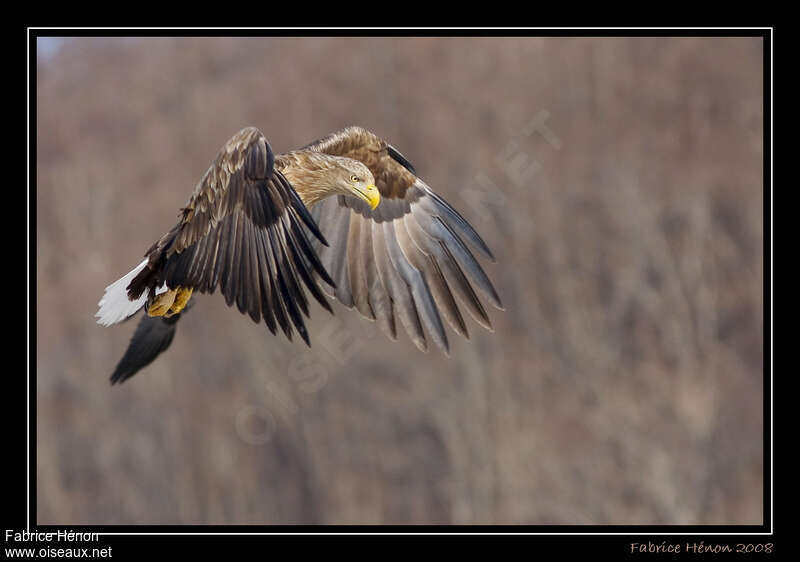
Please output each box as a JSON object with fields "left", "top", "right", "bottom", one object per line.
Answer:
{"left": 95, "top": 259, "right": 167, "bottom": 326}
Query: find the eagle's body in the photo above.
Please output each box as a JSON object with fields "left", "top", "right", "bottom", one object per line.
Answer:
{"left": 97, "top": 126, "right": 502, "bottom": 383}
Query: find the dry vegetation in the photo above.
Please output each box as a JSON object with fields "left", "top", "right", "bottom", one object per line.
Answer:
{"left": 36, "top": 36, "right": 763, "bottom": 525}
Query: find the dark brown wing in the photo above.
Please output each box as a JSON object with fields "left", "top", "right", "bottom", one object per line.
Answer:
{"left": 303, "top": 126, "right": 502, "bottom": 354}
{"left": 128, "top": 127, "right": 334, "bottom": 345}
{"left": 109, "top": 302, "right": 194, "bottom": 384}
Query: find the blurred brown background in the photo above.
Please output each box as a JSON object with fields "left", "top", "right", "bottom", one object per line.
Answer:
{"left": 36, "top": 36, "right": 764, "bottom": 525}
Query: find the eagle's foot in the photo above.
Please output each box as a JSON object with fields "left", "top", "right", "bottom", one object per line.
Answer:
{"left": 147, "top": 287, "right": 194, "bottom": 318}
{"left": 168, "top": 287, "right": 193, "bottom": 316}
{"left": 147, "top": 288, "right": 177, "bottom": 317}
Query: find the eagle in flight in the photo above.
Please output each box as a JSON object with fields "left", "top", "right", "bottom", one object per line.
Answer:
{"left": 96, "top": 126, "right": 502, "bottom": 383}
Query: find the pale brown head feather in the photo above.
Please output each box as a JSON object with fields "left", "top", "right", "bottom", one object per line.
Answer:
{"left": 275, "top": 151, "right": 375, "bottom": 208}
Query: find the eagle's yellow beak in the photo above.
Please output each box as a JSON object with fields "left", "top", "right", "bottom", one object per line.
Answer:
{"left": 359, "top": 184, "right": 380, "bottom": 210}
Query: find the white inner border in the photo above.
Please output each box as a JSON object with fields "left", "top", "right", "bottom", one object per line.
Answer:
{"left": 27, "top": 27, "right": 774, "bottom": 537}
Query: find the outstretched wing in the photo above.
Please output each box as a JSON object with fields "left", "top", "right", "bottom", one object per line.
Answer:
{"left": 128, "top": 126, "right": 334, "bottom": 345}
{"left": 303, "top": 126, "right": 502, "bottom": 354}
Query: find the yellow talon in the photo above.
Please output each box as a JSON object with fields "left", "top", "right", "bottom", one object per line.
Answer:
{"left": 147, "top": 286, "right": 193, "bottom": 317}
{"left": 169, "top": 287, "right": 194, "bottom": 315}
{"left": 147, "top": 288, "right": 177, "bottom": 317}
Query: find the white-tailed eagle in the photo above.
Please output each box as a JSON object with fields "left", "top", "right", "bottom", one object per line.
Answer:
{"left": 96, "top": 126, "right": 502, "bottom": 383}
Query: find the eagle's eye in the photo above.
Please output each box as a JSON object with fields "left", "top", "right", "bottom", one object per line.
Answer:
{"left": 350, "top": 175, "right": 359, "bottom": 183}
